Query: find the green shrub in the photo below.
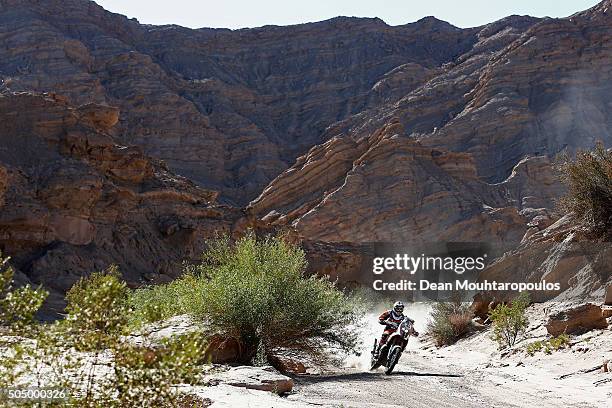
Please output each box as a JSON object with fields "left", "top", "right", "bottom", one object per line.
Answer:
{"left": 128, "top": 274, "right": 201, "bottom": 328}
{"left": 558, "top": 142, "right": 612, "bottom": 239}
{"left": 427, "top": 299, "right": 473, "bottom": 346}
{"left": 64, "top": 265, "right": 131, "bottom": 350}
{"left": 67, "top": 270, "right": 206, "bottom": 407}
{"left": 489, "top": 292, "right": 530, "bottom": 349}
{"left": 65, "top": 265, "right": 124, "bottom": 309}
{"left": 1, "top": 266, "right": 207, "bottom": 407}
{"left": 198, "top": 233, "right": 363, "bottom": 363}
{"left": 0, "top": 254, "right": 47, "bottom": 330}
{"left": 0, "top": 254, "right": 48, "bottom": 390}
{"left": 526, "top": 340, "right": 543, "bottom": 356}
{"left": 110, "top": 332, "right": 206, "bottom": 407}
{"left": 130, "top": 232, "right": 364, "bottom": 364}
{"left": 548, "top": 334, "right": 570, "bottom": 351}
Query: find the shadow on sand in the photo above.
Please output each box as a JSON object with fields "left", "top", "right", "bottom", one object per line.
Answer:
{"left": 293, "top": 370, "right": 462, "bottom": 385}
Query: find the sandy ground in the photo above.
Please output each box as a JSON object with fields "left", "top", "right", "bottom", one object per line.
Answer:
{"left": 285, "top": 304, "right": 612, "bottom": 408}
{"left": 7, "top": 305, "right": 610, "bottom": 407}
{"left": 288, "top": 361, "right": 492, "bottom": 407}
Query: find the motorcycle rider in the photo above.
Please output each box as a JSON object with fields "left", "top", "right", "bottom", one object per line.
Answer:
{"left": 374, "top": 301, "right": 418, "bottom": 358}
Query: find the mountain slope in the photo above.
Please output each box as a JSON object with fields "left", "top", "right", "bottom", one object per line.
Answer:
{"left": 0, "top": 91, "right": 246, "bottom": 310}
{"left": 0, "top": 0, "right": 610, "bottom": 304}
{"left": 250, "top": 2, "right": 612, "bottom": 245}
{"left": 0, "top": 0, "right": 482, "bottom": 204}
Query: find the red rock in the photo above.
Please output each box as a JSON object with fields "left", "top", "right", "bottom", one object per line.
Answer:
{"left": 204, "top": 335, "right": 241, "bottom": 364}
{"left": 546, "top": 303, "right": 609, "bottom": 336}
{"left": 269, "top": 356, "right": 307, "bottom": 374}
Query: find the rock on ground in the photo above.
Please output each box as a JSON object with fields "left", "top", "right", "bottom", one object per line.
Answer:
{"left": 546, "top": 303, "right": 609, "bottom": 336}
{"left": 203, "top": 366, "right": 294, "bottom": 395}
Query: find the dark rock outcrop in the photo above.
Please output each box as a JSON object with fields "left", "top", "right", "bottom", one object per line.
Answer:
{"left": 0, "top": 92, "right": 253, "bottom": 311}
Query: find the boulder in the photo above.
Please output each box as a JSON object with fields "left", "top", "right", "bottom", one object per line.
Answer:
{"left": 546, "top": 303, "right": 609, "bottom": 336}
{"left": 269, "top": 355, "right": 307, "bottom": 374}
{"left": 49, "top": 215, "right": 95, "bottom": 246}
{"left": 205, "top": 366, "right": 294, "bottom": 394}
{"left": 470, "top": 293, "right": 500, "bottom": 320}
{"left": 77, "top": 103, "right": 119, "bottom": 130}
{"left": 204, "top": 335, "right": 241, "bottom": 364}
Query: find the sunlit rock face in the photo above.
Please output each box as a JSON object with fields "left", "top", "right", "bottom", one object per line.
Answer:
{"left": 251, "top": 2, "right": 612, "bottom": 245}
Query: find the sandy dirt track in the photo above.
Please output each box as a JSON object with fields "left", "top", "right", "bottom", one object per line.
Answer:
{"left": 290, "top": 358, "right": 492, "bottom": 407}
{"left": 286, "top": 305, "right": 611, "bottom": 408}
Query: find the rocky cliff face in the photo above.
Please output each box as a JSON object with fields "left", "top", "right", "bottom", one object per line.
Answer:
{"left": 0, "top": 0, "right": 479, "bottom": 204}
{"left": 0, "top": 91, "right": 365, "bottom": 311}
{"left": 479, "top": 214, "right": 612, "bottom": 304}
{"left": 250, "top": 2, "right": 612, "bottom": 245}
{"left": 0, "top": 0, "right": 611, "bottom": 303}
{"left": 0, "top": 92, "right": 253, "bottom": 310}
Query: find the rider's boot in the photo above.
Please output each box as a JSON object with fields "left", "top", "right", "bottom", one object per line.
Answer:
{"left": 376, "top": 344, "right": 388, "bottom": 360}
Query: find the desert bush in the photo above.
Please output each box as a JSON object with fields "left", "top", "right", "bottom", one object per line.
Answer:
{"left": 526, "top": 334, "right": 570, "bottom": 356}
{"left": 65, "top": 265, "right": 124, "bottom": 309}
{"left": 64, "top": 265, "right": 131, "bottom": 351}
{"left": 109, "top": 332, "right": 206, "bottom": 407}
{"left": 548, "top": 334, "right": 570, "bottom": 351}
{"left": 489, "top": 292, "right": 530, "bottom": 349}
{"left": 65, "top": 268, "right": 206, "bottom": 406}
{"left": 427, "top": 299, "right": 473, "bottom": 346}
{"left": 128, "top": 274, "right": 200, "bottom": 328}
{"left": 0, "top": 266, "right": 207, "bottom": 407}
{"left": 0, "top": 254, "right": 48, "bottom": 391}
{"left": 197, "top": 233, "right": 363, "bottom": 363}
{"left": 0, "top": 254, "right": 47, "bottom": 330}
{"left": 526, "top": 340, "right": 543, "bottom": 356}
{"left": 130, "top": 232, "right": 364, "bottom": 365}
{"left": 558, "top": 142, "right": 612, "bottom": 238}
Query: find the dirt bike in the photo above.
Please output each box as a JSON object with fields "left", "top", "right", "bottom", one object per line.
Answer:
{"left": 370, "top": 317, "right": 418, "bottom": 375}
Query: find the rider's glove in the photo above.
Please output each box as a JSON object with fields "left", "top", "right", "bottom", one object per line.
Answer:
{"left": 413, "top": 331, "right": 419, "bottom": 337}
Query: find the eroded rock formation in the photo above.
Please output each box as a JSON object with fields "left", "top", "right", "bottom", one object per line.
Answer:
{"left": 0, "top": 0, "right": 480, "bottom": 204}
{"left": 0, "top": 92, "right": 253, "bottom": 310}
{"left": 0, "top": 0, "right": 611, "bottom": 304}
{"left": 250, "top": 2, "right": 612, "bottom": 247}
{"left": 479, "top": 215, "right": 612, "bottom": 303}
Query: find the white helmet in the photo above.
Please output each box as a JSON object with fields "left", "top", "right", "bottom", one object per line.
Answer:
{"left": 393, "top": 301, "right": 404, "bottom": 314}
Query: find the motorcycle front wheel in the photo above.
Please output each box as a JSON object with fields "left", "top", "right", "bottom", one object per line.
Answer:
{"left": 385, "top": 348, "right": 401, "bottom": 375}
